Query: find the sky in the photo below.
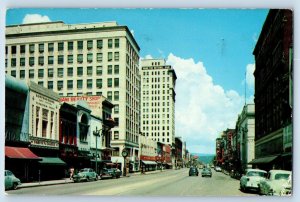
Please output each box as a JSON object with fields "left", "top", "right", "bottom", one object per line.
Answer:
{"left": 5, "top": 8, "right": 269, "bottom": 154}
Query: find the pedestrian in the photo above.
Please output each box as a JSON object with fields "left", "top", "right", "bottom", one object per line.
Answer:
{"left": 69, "top": 167, "right": 74, "bottom": 180}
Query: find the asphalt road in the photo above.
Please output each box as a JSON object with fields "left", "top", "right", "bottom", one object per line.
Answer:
{"left": 6, "top": 168, "right": 257, "bottom": 196}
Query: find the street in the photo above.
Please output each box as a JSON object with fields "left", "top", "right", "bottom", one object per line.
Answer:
{"left": 7, "top": 168, "right": 257, "bottom": 196}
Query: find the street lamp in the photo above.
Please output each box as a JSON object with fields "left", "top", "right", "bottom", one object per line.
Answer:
{"left": 93, "top": 126, "right": 103, "bottom": 175}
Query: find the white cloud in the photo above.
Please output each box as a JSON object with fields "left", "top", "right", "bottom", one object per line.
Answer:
{"left": 22, "top": 14, "right": 51, "bottom": 24}
{"left": 144, "top": 55, "right": 153, "bottom": 59}
{"left": 246, "top": 64, "right": 255, "bottom": 90}
{"left": 167, "top": 53, "right": 244, "bottom": 154}
{"left": 130, "top": 29, "right": 135, "bottom": 36}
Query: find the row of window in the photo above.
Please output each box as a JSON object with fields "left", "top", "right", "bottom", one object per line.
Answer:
{"left": 142, "top": 119, "right": 170, "bottom": 124}
{"left": 5, "top": 39, "right": 120, "bottom": 54}
{"left": 142, "top": 70, "right": 169, "bottom": 76}
{"left": 7, "top": 52, "right": 120, "bottom": 67}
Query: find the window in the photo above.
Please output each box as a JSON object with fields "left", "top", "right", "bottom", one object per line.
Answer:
{"left": 77, "top": 54, "right": 83, "bottom": 63}
{"left": 58, "top": 55, "right": 64, "bottom": 64}
{"left": 20, "top": 70, "right": 25, "bottom": 79}
{"left": 114, "top": 118, "right": 119, "bottom": 127}
{"left": 97, "top": 53, "right": 103, "bottom": 62}
{"left": 114, "top": 78, "right": 119, "bottom": 87}
{"left": 38, "top": 56, "right": 44, "bottom": 65}
{"left": 39, "top": 44, "right": 44, "bottom": 53}
{"left": 68, "top": 55, "right": 73, "bottom": 64}
{"left": 108, "top": 52, "right": 113, "bottom": 61}
{"left": 11, "top": 58, "right": 16, "bottom": 67}
{"left": 108, "top": 39, "right": 113, "bottom": 48}
{"left": 67, "top": 80, "right": 73, "bottom": 89}
{"left": 114, "top": 65, "right": 119, "bottom": 74}
{"left": 77, "top": 67, "right": 83, "bottom": 76}
{"left": 58, "top": 42, "right": 64, "bottom": 51}
{"left": 96, "top": 66, "right": 102, "bottom": 75}
{"left": 48, "top": 56, "right": 54, "bottom": 65}
{"left": 29, "top": 69, "right": 34, "bottom": 78}
{"left": 77, "top": 80, "right": 83, "bottom": 89}
{"left": 48, "top": 81, "right": 53, "bottom": 89}
{"left": 87, "top": 66, "right": 93, "bottom": 76}
{"left": 5, "top": 46, "right": 7, "bottom": 54}
{"left": 87, "top": 79, "right": 92, "bottom": 88}
{"left": 67, "top": 67, "right": 73, "bottom": 76}
{"left": 58, "top": 68, "right": 64, "bottom": 77}
{"left": 114, "top": 104, "right": 119, "bottom": 114}
{"left": 38, "top": 81, "right": 43, "bottom": 86}
{"left": 107, "top": 91, "right": 112, "bottom": 100}
{"left": 29, "top": 44, "right": 35, "bottom": 53}
{"left": 38, "top": 69, "right": 44, "bottom": 78}
{"left": 87, "top": 40, "right": 93, "bottom": 49}
{"left": 87, "top": 53, "right": 93, "bottom": 63}
{"left": 115, "top": 39, "right": 119, "bottom": 48}
{"left": 77, "top": 41, "right": 83, "bottom": 50}
{"left": 11, "top": 70, "right": 16, "bottom": 77}
{"left": 107, "top": 65, "right": 112, "bottom": 74}
{"left": 96, "top": 79, "right": 102, "bottom": 89}
{"left": 96, "top": 92, "right": 102, "bottom": 96}
{"left": 11, "top": 46, "right": 17, "bottom": 54}
{"left": 48, "top": 43, "right": 54, "bottom": 52}
{"left": 68, "top": 42, "right": 73, "bottom": 50}
{"left": 48, "top": 69, "right": 53, "bottom": 78}
{"left": 57, "top": 81, "right": 63, "bottom": 90}
{"left": 114, "top": 131, "right": 119, "bottom": 140}
{"left": 114, "top": 52, "right": 119, "bottom": 61}
{"left": 20, "top": 45, "right": 26, "bottom": 53}
{"left": 107, "top": 78, "right": 112, "bottom": 87}
{"left": 20, "top": 58, "right": 25, "bottom": 66}
{"left": 29, "top": 57, "right": 34, "bottom": 66}
{"left": 114, "top": 91, "right": 119, "bottom": 101}
{"left": 97, "top": 40, "right": 103, "bottom": 49}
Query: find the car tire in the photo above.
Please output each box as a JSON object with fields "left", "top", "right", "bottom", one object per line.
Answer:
{"left": 86, "top": 177, "right": 90, "bottom": 182}
{"left": 12, "top": 183, "right": 18, "bottom": 190}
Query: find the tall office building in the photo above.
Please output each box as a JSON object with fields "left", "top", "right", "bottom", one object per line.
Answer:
{"left": 5, "top": 21, "right": 141, "bottom": 171}
{"left": 140, "top": 59, "right": 177, "bottom": 146}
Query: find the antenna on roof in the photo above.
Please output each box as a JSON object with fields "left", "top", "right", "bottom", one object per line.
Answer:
{"left": 245, "top": 70, "right": 247, "bottom": 106}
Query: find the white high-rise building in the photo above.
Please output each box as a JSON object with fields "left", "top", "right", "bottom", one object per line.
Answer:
{"left": 140, "top": 59, "right": 177, "bottom": 145}
{"left": 5, "top": 21, "right": 141, "bottom": 171}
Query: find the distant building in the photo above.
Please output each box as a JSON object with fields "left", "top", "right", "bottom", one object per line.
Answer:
{"left": 252, "top": 9, "right": 293, "bottom": 171}
{"left": 235, "top": 104, "right": 255, "bottom": 172}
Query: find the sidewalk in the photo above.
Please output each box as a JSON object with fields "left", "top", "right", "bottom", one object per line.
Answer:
{"left": 19, "top": 169, "right": 168, "bottom": 189}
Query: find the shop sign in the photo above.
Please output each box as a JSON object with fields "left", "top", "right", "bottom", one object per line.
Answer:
{"left": 29, "top": 136, "right": 59, "bottom": 149}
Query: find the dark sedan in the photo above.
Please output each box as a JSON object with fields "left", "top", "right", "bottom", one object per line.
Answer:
{"left": 189, "top": 167, "right": 199, "bottom": 176}
{"left": 100, "top": 168, "right": 121, "bottom": 179}
{"left": 201, "top": 168, "right": 212, "bottom": 177}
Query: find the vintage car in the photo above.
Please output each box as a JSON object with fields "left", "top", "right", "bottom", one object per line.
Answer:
{"left": 100, "top": 168, "right": 121, "bottom": 179}
{"left": 215, "top": 166, "right": 222, "bottom": 172}
{"left": 189, "top": 167, "right": 199, "bottom": 176}
{"left": 201, "top": 168, "right": 212, "bottom": 177}
{"left": 258, "top": 170, "right": 292, "bottom": 196}
{"left": 73, "top": 168, "right": 98, "bottom": 182}
{"left": 5, "top": 170, "right": 21, "bottom": 190}
{"left": 240, "top": 169, "right": 267, "bottom": 192}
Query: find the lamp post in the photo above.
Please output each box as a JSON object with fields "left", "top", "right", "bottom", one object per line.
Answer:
{"left": 93, "top": 127, "right": 103, "bottom": 175}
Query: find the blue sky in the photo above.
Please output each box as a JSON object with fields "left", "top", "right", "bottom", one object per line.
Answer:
{"left": 6, "top": 8, "right": 269, "bottom": 154}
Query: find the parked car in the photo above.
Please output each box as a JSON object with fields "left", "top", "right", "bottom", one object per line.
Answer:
{"left": 5, "top": 170, "right": 21, "bottom": 190}
{"left": 73, "top": 168, "right": 98, "bottom": 182}
{"left": 189, "top": 167, "right": 199, "bottom": 176}
{"left": 280, "top": 174, "right": 292, "bottom": 196}
{"left": 215, "top": 166, "right": 222, "bottom": 172}
{"left": 100, "top": 168, "right": 121, "bottom": 179}
{"left": 258, "top": 170, "right": 292, "bottom": 196}
{"left": 201, "top": 168, "right": 212, "bottom": 177}
{"left": 240, "top": 169, "right": 267, "bottom": 192}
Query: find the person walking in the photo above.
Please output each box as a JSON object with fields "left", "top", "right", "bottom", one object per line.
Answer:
{"left": 69, "top": 167, "right": 74, "bottom": 180}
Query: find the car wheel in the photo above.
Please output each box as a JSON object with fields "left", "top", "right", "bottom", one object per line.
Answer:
{"left": 86, "top": 177, "right": 90, "bottom": 182}
{"left": 12, "top": 183, "right": 18, "bottom": 190}
{"left": 95, "top": 175, "right": 98, "bottom": 181}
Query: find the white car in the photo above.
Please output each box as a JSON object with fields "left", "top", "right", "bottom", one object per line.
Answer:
{"left": 258, "top": 170, "right": 292, "bottom": 196}
{"left": 215, "top": 166, "right": 222, "bottom": 172}
{"left": 240, "top": 169, "right": 267, "bottom": 192}
{"left": 5, "top": 170, "right": 21, "bottom": 190}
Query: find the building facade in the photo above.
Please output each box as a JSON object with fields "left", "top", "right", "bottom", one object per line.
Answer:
{"left": 252, "top": 9, "right": 293, "bottom": 171}
{"left": 140, "top": 59, "right": 177, "bottom": 145}
{"left": 6, "top": 21, "right": 141, "bottom": 172}
{"left": 235, "top": 104, "right": 255, "bottom": 172}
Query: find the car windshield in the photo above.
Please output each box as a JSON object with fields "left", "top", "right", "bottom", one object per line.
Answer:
{"left": 247, "top": 171, "right": 266, "bottom": 177}
{"left": 274, "top": 173, "right": 290, "bottom": 180}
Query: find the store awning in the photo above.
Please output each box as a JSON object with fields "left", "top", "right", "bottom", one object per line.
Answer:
{"left": 38, "top": 157, "right": 66, "bottom": 166}
{"left": 248, "top": 155, "right": 279, "bottom": 164}
{"left": 141, "top": 160, "right": 157, "bottom": 165}
{"left": 5, "top": 146, "right": 40, "bottom": 160}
